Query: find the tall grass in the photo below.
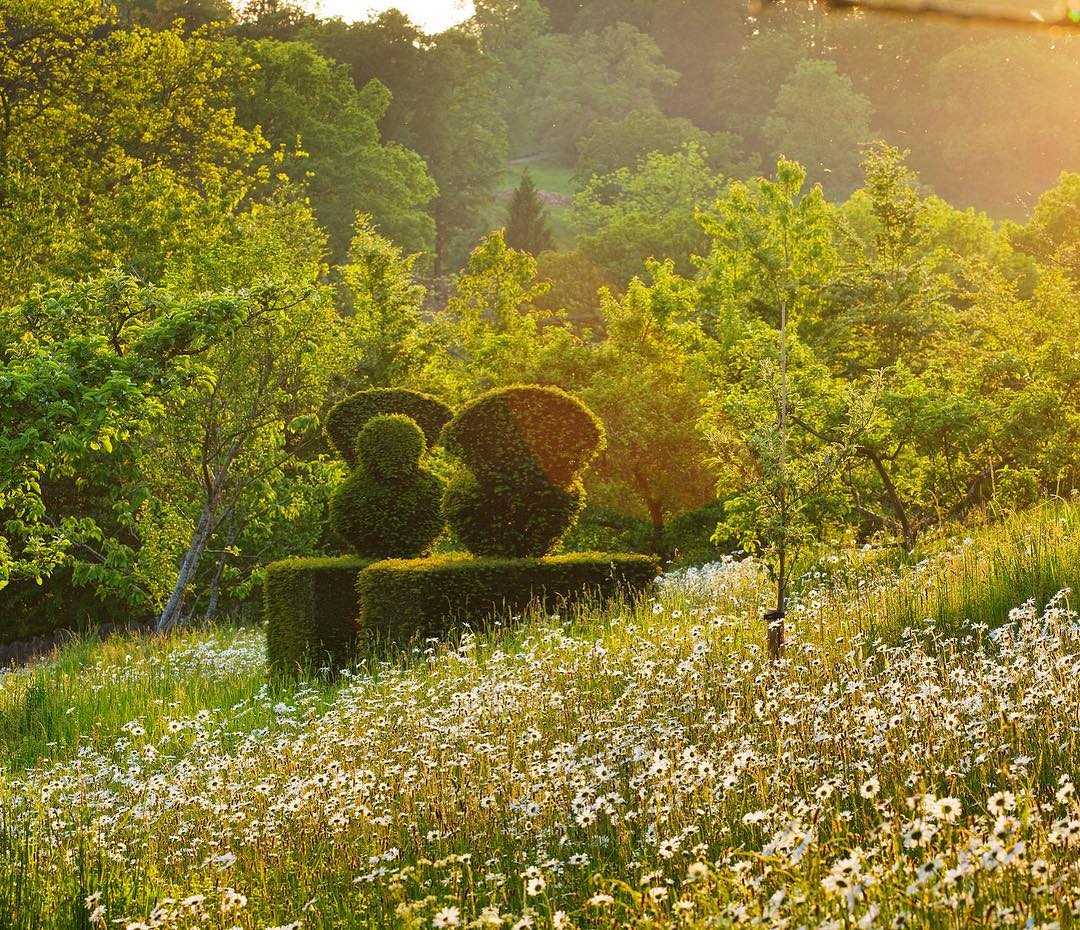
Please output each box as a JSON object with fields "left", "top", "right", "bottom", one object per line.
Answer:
{"left": 800, "top": 501, "right": 1080, "bottom": 645}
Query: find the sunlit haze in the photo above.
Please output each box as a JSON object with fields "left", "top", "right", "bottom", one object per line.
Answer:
{"left": 303, "top": 0, "right": 474, "bottom": 30}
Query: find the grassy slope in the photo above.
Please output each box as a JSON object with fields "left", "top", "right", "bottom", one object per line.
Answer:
{"left": 1, "top": 506, "right": 1079, "bottom": 928}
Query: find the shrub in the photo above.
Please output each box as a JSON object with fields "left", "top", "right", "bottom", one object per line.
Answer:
{"left": 264, "top": 556, "right": 371, "bottom": 675}
{"left": 356, "top": 552, "right": 658, "bottom": 643}
{"left": 326, "top": 389, "right": 453, "bottom": 465}
{"left": 329, "top": 415, "right": 444, "bottom": 559}
{"left": 441, "top": 385, "right": 605, "bottom": 557}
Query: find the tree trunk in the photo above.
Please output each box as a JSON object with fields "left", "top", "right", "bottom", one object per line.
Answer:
{"left": 203, "top": 518, "right": 235, "bottom": 623}
{"left": 860, "top": 445, "right": 914, "bottom": 549}
{"left": 767, "top": 546, "right": 786, "bottom": 661}
{"left": 156, "top": 504, "right": 214, "bottom": 633}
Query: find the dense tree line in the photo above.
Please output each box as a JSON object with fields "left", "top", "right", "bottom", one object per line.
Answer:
{"left": 1, "top": 0, "right": 1077, "bottom": 639}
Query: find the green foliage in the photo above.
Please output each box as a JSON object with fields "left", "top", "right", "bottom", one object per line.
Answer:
{"left": 263, "top": 556, "right": 370, "bottom": 675}
{"left": 325, "top": 390, "right": 453, "bottom": 466}
{"left": 233, "top": 39, "right": 436, "bottom": 261}
{"left": 0, "top": 1, "right": 267, "bottom": 303}
{"left": 573, "top": 144, "right": 724, "bottom": 283}
{"left": 356, "top": 551, "right": 658, "bottom": 643}
{"left": 441, "top": 385, "right": 605, "bottom": 558}
{"left": 410, "top": 233, "right": 566, "bottom": 404}
{"left": 762, "top": 59, "right": 874, "bottom": 197}
{"left": 356, "top": 415, "right": 426, "bottom": 479}
{"left": 575, "top": 106, "right": 752, "bottom": 182}
{"left": 577, "top": 263, "right": 716, "bottom": 557}
{"left": 338, "top": 218, "right": 428, "bottom": 388}
{"left": 328, "top": 416, "right": 444, "bottom": 560}
{"left": 1010, "top": 171, "right": 1080, "bottom": 279}
{"left": 504, "top": 170, "right": 555, "bottom": 256}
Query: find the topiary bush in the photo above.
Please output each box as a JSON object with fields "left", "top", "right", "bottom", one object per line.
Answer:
{"left": 330, "top": 415, "right": 444, "bottom": 559}
{"left": 356, "top": 552, "right": 659, "bottom": 643}
{"left": 264, "top": 556, "right": 371, "bottom": 675}
{"left": 326, "top": 389, "right": 453, "bottom": 465}
{"left": 441, "top": 385, "right": 605, "bottom": 557}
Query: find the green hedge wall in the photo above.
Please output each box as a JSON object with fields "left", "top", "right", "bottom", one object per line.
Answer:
{"left": 264, "top": 556, "right": 371, "bottom": 675}
{"left": 356, "top": 552, "right": 659, "bottom": 643}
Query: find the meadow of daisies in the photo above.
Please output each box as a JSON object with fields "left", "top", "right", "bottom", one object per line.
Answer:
{"left": 2, "top": 507, "right": 1080, "bottom": 930}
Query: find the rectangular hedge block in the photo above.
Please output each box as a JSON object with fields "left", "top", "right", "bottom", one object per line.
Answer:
{"left": 356, "top": 551, "right": 660, "bottom": 644}
{"left": 264, "top": 556, "right": 371, "bottom": 675}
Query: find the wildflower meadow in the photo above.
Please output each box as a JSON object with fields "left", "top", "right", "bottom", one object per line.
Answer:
{"left": 2, "top": 508, "right": 1079, "bottom": 930}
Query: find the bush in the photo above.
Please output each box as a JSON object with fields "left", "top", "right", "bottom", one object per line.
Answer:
{"left": 326, "top": 389, "right": 453, "bottom": 465}
{"left": 264, "top": 556, "right": 371, "bottom": 675}
{"left": 329, "top": 415, "right": 444, "bottom": 559}
{"left": 441, "top": 385, "right": 605, "bottom": 557}
{"left": 443, "top": 468, "right": 585, "bottom": 558}
{"left": 356, "top": 552, "right": 659, "bottom": 643}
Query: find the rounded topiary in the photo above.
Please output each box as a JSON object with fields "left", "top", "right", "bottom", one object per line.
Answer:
{"left": 440, "top": 385, "right": 605, "bottom": 558}
{"left": 443, "top": 469, "right": 586, "bottom": 558}
{"left": 357, "top": 414, "right": 427, "bottom": 480}
{"left": 330, "top": 414, "right": 443, "bottom": 559}
{"left": 326, "top": 389, "right": 453, "bottom": 465}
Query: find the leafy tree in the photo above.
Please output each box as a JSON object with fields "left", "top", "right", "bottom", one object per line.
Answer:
{"left": 234, "top": 38, "right": 436, "bottom": 260}
{"left": 0, "top": 0, "right": 265, "bottom": 303}
{"left": 578, "top": 263, "right": 716, "bottom": 557}
{"left": 504, "top": 170, "right": 555, "bottom": 255}
{"left": 530, "top": 23, "right": 677, "bottom": 160}
{"left": 575, "top": 106, "right": 752, "bottom": 182}
{"left": 573, "top": 143, "right": 725, "bottom": 284}
{"left": 337, "top": 216, "right": 428, "bottom": 389}
{"left": 1010, "top": 172, "right": 1080, "bottom": 280}
{"left": 411, "top": 232, "right": 567, "bottom": 404}
{"left": 0, "top": 276, "right": 258, "bottom": 635}
{"left": 763, "top": 59, "right": 875, "bottom": 198}
{"left": 304, "top": 17, "right": 508, "bottom": 276}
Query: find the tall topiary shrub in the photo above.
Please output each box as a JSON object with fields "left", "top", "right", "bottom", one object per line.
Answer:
{"left": 326, "top": 389, "right": 453, "bottom": 466}
{"left": 329, "top": 414, "right": 444, "bottom": 559}
{"left": 441, "top": 385, "right": 606, "bottom": 557}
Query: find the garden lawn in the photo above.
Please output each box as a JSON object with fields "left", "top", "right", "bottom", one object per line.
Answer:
{"left": 1, "top": 508, "right": 1079, "bottom": 928}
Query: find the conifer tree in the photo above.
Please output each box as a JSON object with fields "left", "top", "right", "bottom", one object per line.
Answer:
{"left": 504, "top": 169, "right": 555, "bottom": 255}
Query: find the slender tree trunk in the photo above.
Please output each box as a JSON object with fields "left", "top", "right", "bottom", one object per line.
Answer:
{"left": 157, "top": 503, "right": 214, "bottom": 633}
{"left": 203, "top": 518, "right": 236, "bottom": 623}
{"left": 861, "top": 445, "right": 914, "bottom": 549}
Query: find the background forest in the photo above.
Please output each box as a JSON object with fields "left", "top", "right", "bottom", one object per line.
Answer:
{"left": 1, "top": 0, "right": 1078, "bottom": 642}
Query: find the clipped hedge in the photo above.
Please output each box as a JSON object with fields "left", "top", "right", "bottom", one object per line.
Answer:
{"left": 264, "top": 556, "right": 371, "bottom": 675}
{"left": 326, "top": 389, "right": 453, "bottom": 465}
{"left": 356, "top": 552, "right": 659, "bottom": 643}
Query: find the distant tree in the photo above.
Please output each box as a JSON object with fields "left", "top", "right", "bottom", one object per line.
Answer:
{"left": 232, "top": 0, "right": 314, "bottom": 39}
{"left": 1010, "top": 172, "right": 1080, "bottom": 279}
{"left": 763, "top": 59, "right": 875, "bottom": 198}
{"left": 303, "top": 17, "right": 509, "bottom": 276}
{"left": 531, "top": 23, "right": 677, "bottom": 159}
{"left": 573, "top": 143, "right": 725, "bottom": 283}
{"left": 928, "top": 38, "right": 1080, "bottom": 212}
{"left": 234, "top": 39, "right": 436, "bottom": 260}
{"left": 575, "top": 106, "right": 752, "bottom": 181}
{"left": 504, "top": 170, "right": 555, "bottom": 255}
